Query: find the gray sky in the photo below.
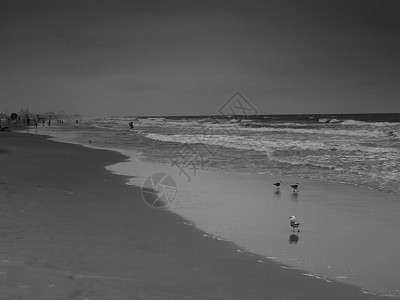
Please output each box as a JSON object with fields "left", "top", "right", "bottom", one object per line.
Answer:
{"left": 1, "top": 0, "right": 399, "bottom": 117}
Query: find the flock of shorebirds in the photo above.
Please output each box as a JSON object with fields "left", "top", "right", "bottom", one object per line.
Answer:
{"left": 273, "top": 181, "right": 299, "bottom": 193}
{"left": 273, "top": 181, "right": 301, "bottom": 232}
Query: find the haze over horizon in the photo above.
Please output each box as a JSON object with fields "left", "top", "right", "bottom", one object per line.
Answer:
{"left": 1, "top": 0, "right": 399, "bottom": 117}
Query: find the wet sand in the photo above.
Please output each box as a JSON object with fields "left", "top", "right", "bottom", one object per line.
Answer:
{"left": 109, "top": 150, "right": 400, "bottom": 298}
{"left": 0, "top": 132, "right": 387, "bottom": 299}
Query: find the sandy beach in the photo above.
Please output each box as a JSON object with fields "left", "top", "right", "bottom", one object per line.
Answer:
{"left": 0, "top": 131, "right": 391, "bottom": 299}
{"left": 2, "top": 0, "right": 398, "bottom": 297}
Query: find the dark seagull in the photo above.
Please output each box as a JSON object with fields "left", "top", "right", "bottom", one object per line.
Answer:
{"left": 289, "top": 216, "right": 300, "bottom": 232}
{"left": 290, "top": 183, "right": 299, "bottom": 193}
{"left": 273, "top": 181, "right": 281, "bottom": 190}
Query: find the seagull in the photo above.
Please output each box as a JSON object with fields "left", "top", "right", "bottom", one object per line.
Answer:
{"left": 289, "top": 216, "right": 300, "bottom": 232}
{"left": 273, "top": 181, "right": 282, "bottom": 190}
{"left": 290, "top": 183, "right": 299, "bottom": 193}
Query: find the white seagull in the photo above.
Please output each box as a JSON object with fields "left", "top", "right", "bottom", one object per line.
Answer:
{"left": 290, "top": 183, "right": 299, "bottom": 193}
{"left": 289, "top": 216, "right": 300, "bottom": 232}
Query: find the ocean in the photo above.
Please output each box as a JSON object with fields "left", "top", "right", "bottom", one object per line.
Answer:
{"left": 32, "top": 113, "right": 400, "bottom": 297}
{"left": 40, "top": 113, "right": 400, "bottom": 196}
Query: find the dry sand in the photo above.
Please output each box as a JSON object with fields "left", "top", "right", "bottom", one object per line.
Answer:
{"left": 0, "top": 132, "right": 385, "bottom": 299}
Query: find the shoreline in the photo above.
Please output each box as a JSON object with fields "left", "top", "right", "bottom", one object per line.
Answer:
{"left": 107, "top": 151, "right": 400, "bottom": 298}
{"left": 0, "top": 131, "right": 392, "bottom": 299}
{"left": 24, "top": 129, "right": 400, "bottom": 297}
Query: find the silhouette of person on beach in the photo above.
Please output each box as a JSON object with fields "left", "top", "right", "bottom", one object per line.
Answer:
{"left": 48, "top": 120, "right": 51, "bottom": 126}
{"left": 129, "top": 122, "right": 134, "bottom": 129}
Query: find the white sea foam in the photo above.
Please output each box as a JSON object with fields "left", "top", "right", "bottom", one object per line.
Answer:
{"left": 144, "top": 133, "right": 399, "bottom": 155}
{"left": 302, "top": 273, "right": 332, "bottom": 283}
{"left": 144, "top": 117, "right": 166, "bottom": 122}
{"left": 238, "top": 126, "right": 389, "bottom": 138}
{"left": 91, "top": 124, "right": 124, "bottom": 131}
{"left": 328, "top": 118, "right": 342, "bottom": 123}
{"left": 318, "top": 118, "right": 330, "bottom": 123}
{"left": 280, "top": 266, "right": 301, "bottom": 270}
{"left": 265, "top": 122, "right": 320, "bottom": 127}
{"left": 341, "top": 119, "right": 400, "bottom": 127}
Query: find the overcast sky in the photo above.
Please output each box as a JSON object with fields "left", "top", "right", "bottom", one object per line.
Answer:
{"left": 1, "top": 0, "right": 399, "bottom": 117}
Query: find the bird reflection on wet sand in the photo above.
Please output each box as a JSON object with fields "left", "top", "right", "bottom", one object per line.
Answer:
{"left": 289, "top": 233, "right": 299, "bottom": 244}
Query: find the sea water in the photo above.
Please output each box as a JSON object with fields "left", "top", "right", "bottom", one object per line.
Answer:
{"left": 32, "top": 113, "right": 400, "bottom": 297}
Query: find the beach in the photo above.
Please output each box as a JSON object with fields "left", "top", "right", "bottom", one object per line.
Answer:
{"left": 0, "top": 131, "right": 389, "bottom": 299}
{"left": 31, "top": 114, "right": 400, "bottom": 296}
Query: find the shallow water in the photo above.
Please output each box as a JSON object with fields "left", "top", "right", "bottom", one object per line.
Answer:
{"left": 105, "top": 157, "right": 400, "bottom": 298}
